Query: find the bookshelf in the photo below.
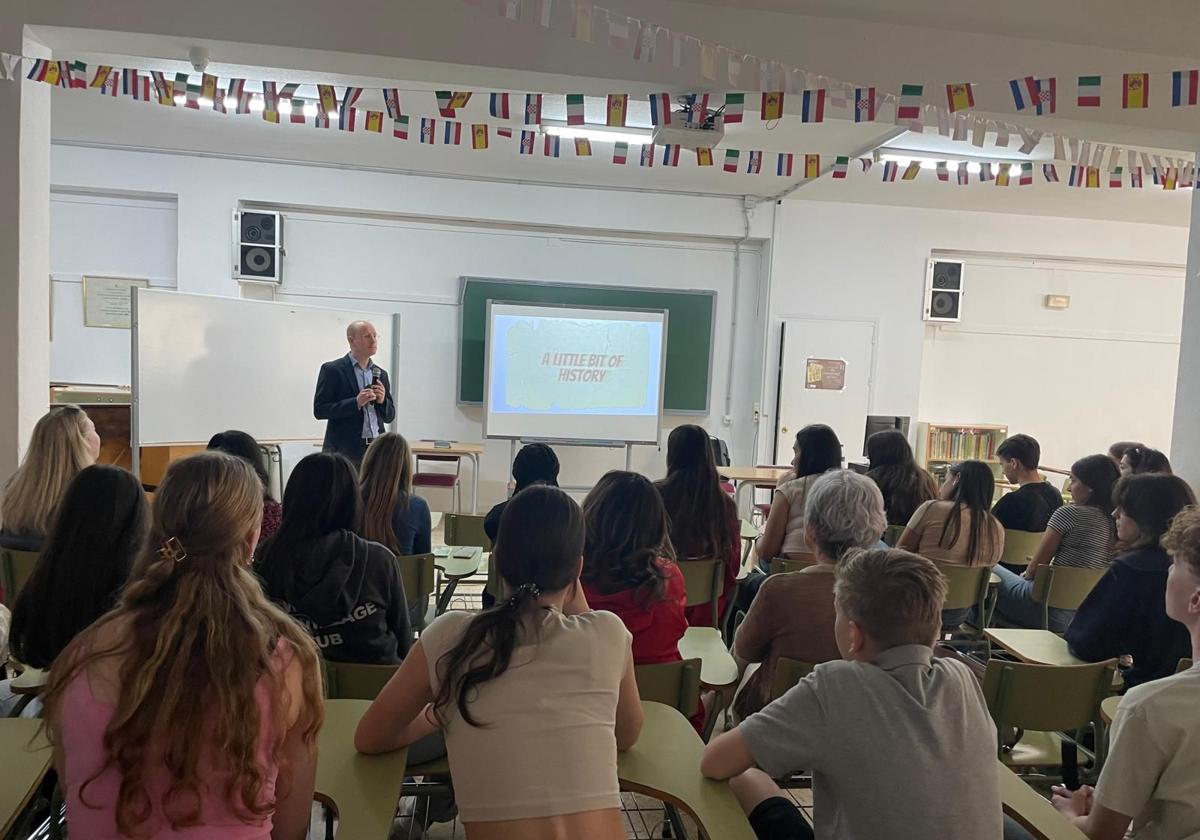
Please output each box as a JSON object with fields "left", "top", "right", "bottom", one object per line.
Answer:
{"left": 916, "top": 422, "right": 1008, "bottom": 480}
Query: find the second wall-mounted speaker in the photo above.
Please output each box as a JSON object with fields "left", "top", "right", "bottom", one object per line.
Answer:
{"left": 233, "top": 210, "right": 282, "bottom": 283}
{"left": 923, "top": 259, "right": 964, "bottom": 323}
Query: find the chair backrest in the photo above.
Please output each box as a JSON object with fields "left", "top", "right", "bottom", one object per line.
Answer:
{"left": 416, "top": 453, "right": 461, "bottom": 466}
{"left": 983, "top": 658, "right": 1116, "bottom": 738}
{"left": 634, "top": 658, "right": 702, "bottom": 719}
{"left": 322, "top": 659, "right": 400, "bottom": 700}
{"left": 0, "top": 548, "right": 40, "bottom": 606}
{"left": 767, "top": 657, "right": 814, "bottom": 704}
{"left": 1000, "top": 529, "right": 1045, "bottom": 568}
{"left": 1178, "top": 658, "right": 1194, "bottom": 674}
{"left": 1031, "top": 565, "right": 1108, "bottom": 617}
{"left": 935, "top": 561, "right": 992, "bottom": 613}
{"left": 769, "top": 553, "right": 818, "bottom": 575}
{"left": 677, "top": 557, "right": 724, "bottom": 627}
{"left": 397, "top": 553, "right": 436, "bottom": 630}
{"left": 882, "top": 525, "right": 905, "bottom": 547}
{"left": 444, "top": 513, "right": 492, "bottom": 549}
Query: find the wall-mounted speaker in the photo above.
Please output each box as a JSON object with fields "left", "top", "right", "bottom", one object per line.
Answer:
{"left": 923, "top": 259, "right": 964, "bottom": 323}
{"left": 233, "top": 210, "right": 282, "bottom": 283}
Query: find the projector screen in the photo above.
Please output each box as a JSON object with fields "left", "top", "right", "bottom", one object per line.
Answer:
{"left": 484, "top": 302, "right": 667, "bottom": 444}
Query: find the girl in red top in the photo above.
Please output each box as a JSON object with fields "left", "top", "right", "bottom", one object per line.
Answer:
{"left": 655, "top": 425, "right": 741, "bottom": 627}
{"left": 581, "top": 471, "right": 704, "bottom": 733}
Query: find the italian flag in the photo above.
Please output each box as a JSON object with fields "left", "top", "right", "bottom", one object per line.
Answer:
{"left": 1077, "top": 75, "right": 1101, "bottom": 107}
{"left": 566, "top": 93, "right": 585, "bottom": 126}
{"left": 723, "top": 149, "right": 739, "bottom": 172}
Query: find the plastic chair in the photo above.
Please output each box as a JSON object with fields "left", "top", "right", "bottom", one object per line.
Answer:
{"left": 1031, "top": 565, "right": 1108, "bottom": 631}
{"left": 0, "top": 548, "right": 39, "bottom": 606}
{"left": 322, "top": 659, "right": 399, "bottom": 700}
{"left": 1000, "top": 529, "right": 1045, "bottom": 569}
{"left": 397, "top": 553, "right": 436, "bottom": 630}
{"left": 882, "top": 525, "right": 905, "bottom": 547}
{"left": 769, "top": 553, "right": 817, "bottom": 575}
{"left": 413, "top": 453, "right": 462, "bottom": 512}
{"left": 983, "top": 658, "right": 1116, "bottom": 779}
{"left": 634, "top": 658, "right": 702, "bottom": 720}
{"left": 767, "top": 657, "right": 814, "bottom": 704}
{"left": 443, "top": 514, "right": 491, "bottom": 550}
{"left": 1177, "top": 658, "right": 1193, "bottom": 673}
{"left": 677, "top": 557, "right": 725, "bottom": 629}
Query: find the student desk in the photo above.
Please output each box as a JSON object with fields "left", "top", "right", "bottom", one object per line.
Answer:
{"left": 984, "top": 629, "right": 1086, "bottom": 667}
{"left": 0, "top": 719, "right": 52, "bottom": 837}
{"left": 619, "top": 702, "right": 756, "bottom": 840}
{"left": 1099, "top": 694, "right": 1120, "bottom": 725}
{"left": 10, "top": 667, "right": 47, "bottom": 696}
{"left": 431, "top": 546, "right": 484, "bottom": 612}
{"left": 316, "top": 700, "right": 409, "bottom": 839}
{"left": 679, "top": 627, "right": 738, "bottom": 689}
{"left": 411, "top": 441, "right": 485, "bottom": 514}
{"left": 720, "top": 467, "right": 789, "bottom": 518}
{"left": 999, "top": 763, "right": 1088, "bottom": 840}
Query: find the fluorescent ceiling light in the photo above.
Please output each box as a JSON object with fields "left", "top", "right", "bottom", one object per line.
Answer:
{"left": 542, "top": 121, "right": 651, "bottom": 146}
{"left": 1008, "top": 164, "right": 1022, "bottom": 176}
{"left": 304, "top": 101, "right": 318, "bottom": 117}
{"left": 966, "top": 161, "right": 982, "bottom": 174}
{"left": 173, "top": 92, "right": 186, "bottom": 104}
{"left": 919, "top": 160, "right": 937, "bottom": 169}
{"left": 278, "top": 98, "right": 293, "bottom": 114}
{"left": 248, "top": 95, "right": 265, "bottom": 113}
{"left": 197, "top": 97, "right": 213, "bottom": 108}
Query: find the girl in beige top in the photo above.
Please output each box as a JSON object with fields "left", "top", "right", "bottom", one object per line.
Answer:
{"left": 755, "top": 424, "right": 844, "bottom": 561}
{"left": 355, "top": 486, "right": 644, "bottom": 840}
{"left": 899, "top": 460, "right": 1004, "bottom": 567}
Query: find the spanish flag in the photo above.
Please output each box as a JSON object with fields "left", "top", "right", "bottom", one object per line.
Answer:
{"left": 449, "top": 91, "right": 472, "bottom": 110}
{"left": 472, "top": 123, "right": 489, "bottom": 150}
{"left": 90, "top": 65, "right": 113, "bottom": 89}
{"left": 318, "top": 85, "right": 339, "bottom": 117}
{"left": 1123, "top": 73, "right": 1149, "bottom": 109}
{"left": 696, "top": 147, "right": 714, "bottom": 167}
{"left": 945, "top": 82, "right": 974, "bottom": 112}
{"left": 607, "top": 93, "right": 628, "bottom": 126}
{"left": 760, "top": 91, "right": 784, "bottom": 121}
{"left": 804, "top": 154, "right": 820, "bottom": 179}
{"left": 364, "top": 111, "right": 384, "bottom": 133}
{"left": 574, "top": 137, "right": 592, "bottom": 156}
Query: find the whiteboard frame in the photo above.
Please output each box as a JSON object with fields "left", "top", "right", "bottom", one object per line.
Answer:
{"left": 130, "top": 289, "right": 400, "bottom": 478}
{"left": 482, "top": 299, "right": 668, "bottom": 447}
{"left": 457, "top": 276, "right": 715, "bottom": 415}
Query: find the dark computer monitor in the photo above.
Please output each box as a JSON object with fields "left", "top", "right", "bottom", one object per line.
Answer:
{"left": 863, "top": 415, "right": 911, "bottom": 457}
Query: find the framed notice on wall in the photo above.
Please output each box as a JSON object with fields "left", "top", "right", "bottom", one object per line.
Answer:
{"left": 805, "top": 357, "right": 847, "bottom": 391}
{"left": 83, "top": 276, "right": 149, "bottom": 329}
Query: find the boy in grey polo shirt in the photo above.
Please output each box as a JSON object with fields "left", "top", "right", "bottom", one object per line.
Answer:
{"left": 701, "top": 548, "right": 1002, "bottom": 840}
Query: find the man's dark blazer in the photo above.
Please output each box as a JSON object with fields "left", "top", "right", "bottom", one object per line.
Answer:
{"left": 313, "top": 355, "right": 396, "bottom": 458}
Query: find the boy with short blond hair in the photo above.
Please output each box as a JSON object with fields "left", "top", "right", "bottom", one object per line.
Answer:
{"left": 702, "top": 548, "right": 1002, "bottom": 840}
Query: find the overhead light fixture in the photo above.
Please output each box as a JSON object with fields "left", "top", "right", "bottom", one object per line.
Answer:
{"left": 1008, "top": 164, "right": 1022, "bottom": 176}
{"left": 304, "top": 101, "right": 318, "bottom": 118}
{"left": 197, "top": 97, "right": 213, "bottom": 108}
{"left": 542, "top": 120, "right": 651, "bottom": 146}
{"left": 966, "top": 161, "right": 982, "bottom": 174}
{"left": 278, "top": 98, "right": 293, "bottom": 114}
{"left": 919, "top": 160, "right": 937, "bottom": 169}
{"left": 173, "top": 92, "right": 186, "bottom": 105}
{"left": 326, "top": 110, "right": 339, "bottom": 119}
{"left": 248, "top": 94, "right": 265, "bottom": 113}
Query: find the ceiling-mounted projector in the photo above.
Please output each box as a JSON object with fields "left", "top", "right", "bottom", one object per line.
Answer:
{"left": 651, "top": 118, "right": 725, "bottom": 149}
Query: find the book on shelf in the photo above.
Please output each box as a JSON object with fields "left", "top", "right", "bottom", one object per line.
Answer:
{"left": 926, "top": 428, "right": 1003, "bottom": 462}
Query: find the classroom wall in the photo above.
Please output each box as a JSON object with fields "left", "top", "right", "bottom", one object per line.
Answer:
{"left": 49, "top": 144, "right": 768, "bottom": 503}
{"left": 765, "top": 200, "right": 1190, "bottom": 467}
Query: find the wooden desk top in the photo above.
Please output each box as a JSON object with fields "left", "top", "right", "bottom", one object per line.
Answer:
{"left": 720, "top": 466, "right": 788, "bottom": 483}
{"left": 412, "top": 440, "right": 485, "bottom": 456}
{"left": 0, "top": 719, "right": 53, "bottom": 837}
{"left": 984, "top": 629, "right": 1086, "bottom": 667}
{"left": 432, "top": 545, "right": 484, "bottom": 578}
{"left": 999, "top": 763, "right": 1087, "bottom": 840}
{"left": 619, "top": 702, "right": 756, "bottom": 840}
{"left": 739, "top": 519, "right": 759, "bottom": 540}
{"left": 316, "top": 700, "right": 408, "bottom": 840}
{"left": 1100, "top": 695, "right": 1120, "bottom": 726}
{"left": 679, "top": 627, "right": 739, "bottom": 688}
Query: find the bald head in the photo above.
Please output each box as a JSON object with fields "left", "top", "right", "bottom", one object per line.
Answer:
{"left": 346, "top": 320, "right": 379, "bottom": 363}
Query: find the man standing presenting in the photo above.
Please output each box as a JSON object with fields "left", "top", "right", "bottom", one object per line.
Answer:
{"left": 314, "top": 320, "right": 395, "bottom": 465}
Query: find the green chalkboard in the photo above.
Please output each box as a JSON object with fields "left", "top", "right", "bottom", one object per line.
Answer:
{"left": 458, "top": 278, "right": 715, "bottom": 412}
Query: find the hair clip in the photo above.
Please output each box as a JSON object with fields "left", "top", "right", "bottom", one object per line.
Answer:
{"left": 159, "top": 536, "right": 188, "bottom": 564}
{"left": 518, "top": 582, "right": 541, "bottom": 597}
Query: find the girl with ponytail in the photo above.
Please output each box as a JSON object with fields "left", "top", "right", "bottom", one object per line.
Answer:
{"left": 356, "top": 485, "right": 643, "bottom": 840}
{"left": 43, "top": 452, "right": 324, "bottom": 839}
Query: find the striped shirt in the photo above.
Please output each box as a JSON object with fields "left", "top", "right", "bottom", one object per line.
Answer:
{"left": 1047, "top": 504, "right": 1115, "bottom": 569}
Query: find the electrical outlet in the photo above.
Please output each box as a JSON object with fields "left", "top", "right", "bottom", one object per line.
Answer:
{"left": 752, "top": 402, "right": 761, "bottom": 422}
{"left": 722, "top": 415, "right": 732, "bottom": 426}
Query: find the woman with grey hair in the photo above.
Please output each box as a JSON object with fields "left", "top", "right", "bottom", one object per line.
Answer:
{"left": 731, "top": 470, "right": 887, "bottom": 719}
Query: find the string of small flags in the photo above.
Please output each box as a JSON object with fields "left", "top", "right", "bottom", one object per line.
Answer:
{"left": 7, "top": 56, "right": 1194, "bottom": 191}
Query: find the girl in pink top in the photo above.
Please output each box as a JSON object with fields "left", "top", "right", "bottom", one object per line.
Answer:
{"left": 43, "top": 452, "right": 324, "bottom": 839}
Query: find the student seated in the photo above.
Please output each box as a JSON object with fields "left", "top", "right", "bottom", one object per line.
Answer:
{"left": 993, "top": 454, "right": 1118, "bottom": 632}
{"left": 207, "top": 429, "right": 282, "bottom": 545}
{"left": 732, "top": 470, "right": 886, "bottom": 720}
{"left": 1107, "top": 441, "right": 1143, "bottom": 471}
{"left": 355, "top": 485, "right": 643, "bottom": 840}
{"left": 655, "top": 424, "right": 740, "bottom": 626}
{"left": 581, "top": 471, "right": 701, "bottom": 731}
{"left": 1065, "top": 473, "right": 1196, "bottom": 688}
{"left": 256, "top": 452, "right": 411, "bottom": 663}
{"left": 992, "top": 433, "right": 1063, "bottom": 532}
{"left": 43, "top": 452, "right": 324, "bottom": 839}
{"left": 755, "top": 424, "right": 844, "bottom": 562}
{"left": 1118, "top": 445, "right": 1172, "bottom": 477}
{"left": 360, "top": 433, "right": 432, "bottom": 557}
{"left": 2, "top": 465, "right": 148, "bottom": 717}
{"left": 483, "top": 442, "right": 560, "bottom": 544}
{"left": 703, "top": 548, "right": 1001, "bottom": 840}
{"left": 0, "top": 405, "right": 101, "bottom": 552}
{"left": 1052, "top": 506, "right": 1200, "bottom": 840}
{"left": 865, "top": 429, "right": 937, "bottom": 527}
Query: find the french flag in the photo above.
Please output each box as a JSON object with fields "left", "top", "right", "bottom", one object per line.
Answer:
{"left": 649, "top": 92, "right": 672, "bottom": 126}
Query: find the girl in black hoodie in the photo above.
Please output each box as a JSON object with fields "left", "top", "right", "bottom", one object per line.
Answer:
{"left": 256, "top": 452, "right": 411, "bottom": 663}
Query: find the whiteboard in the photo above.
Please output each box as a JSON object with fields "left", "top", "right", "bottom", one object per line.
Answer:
{"left": 133, "top": 289, "right": 396, "bottom": 446}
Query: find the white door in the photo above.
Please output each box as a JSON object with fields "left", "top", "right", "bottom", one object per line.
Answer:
{"left": 774, "top": 318, "right": 877, "bottom": 464}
